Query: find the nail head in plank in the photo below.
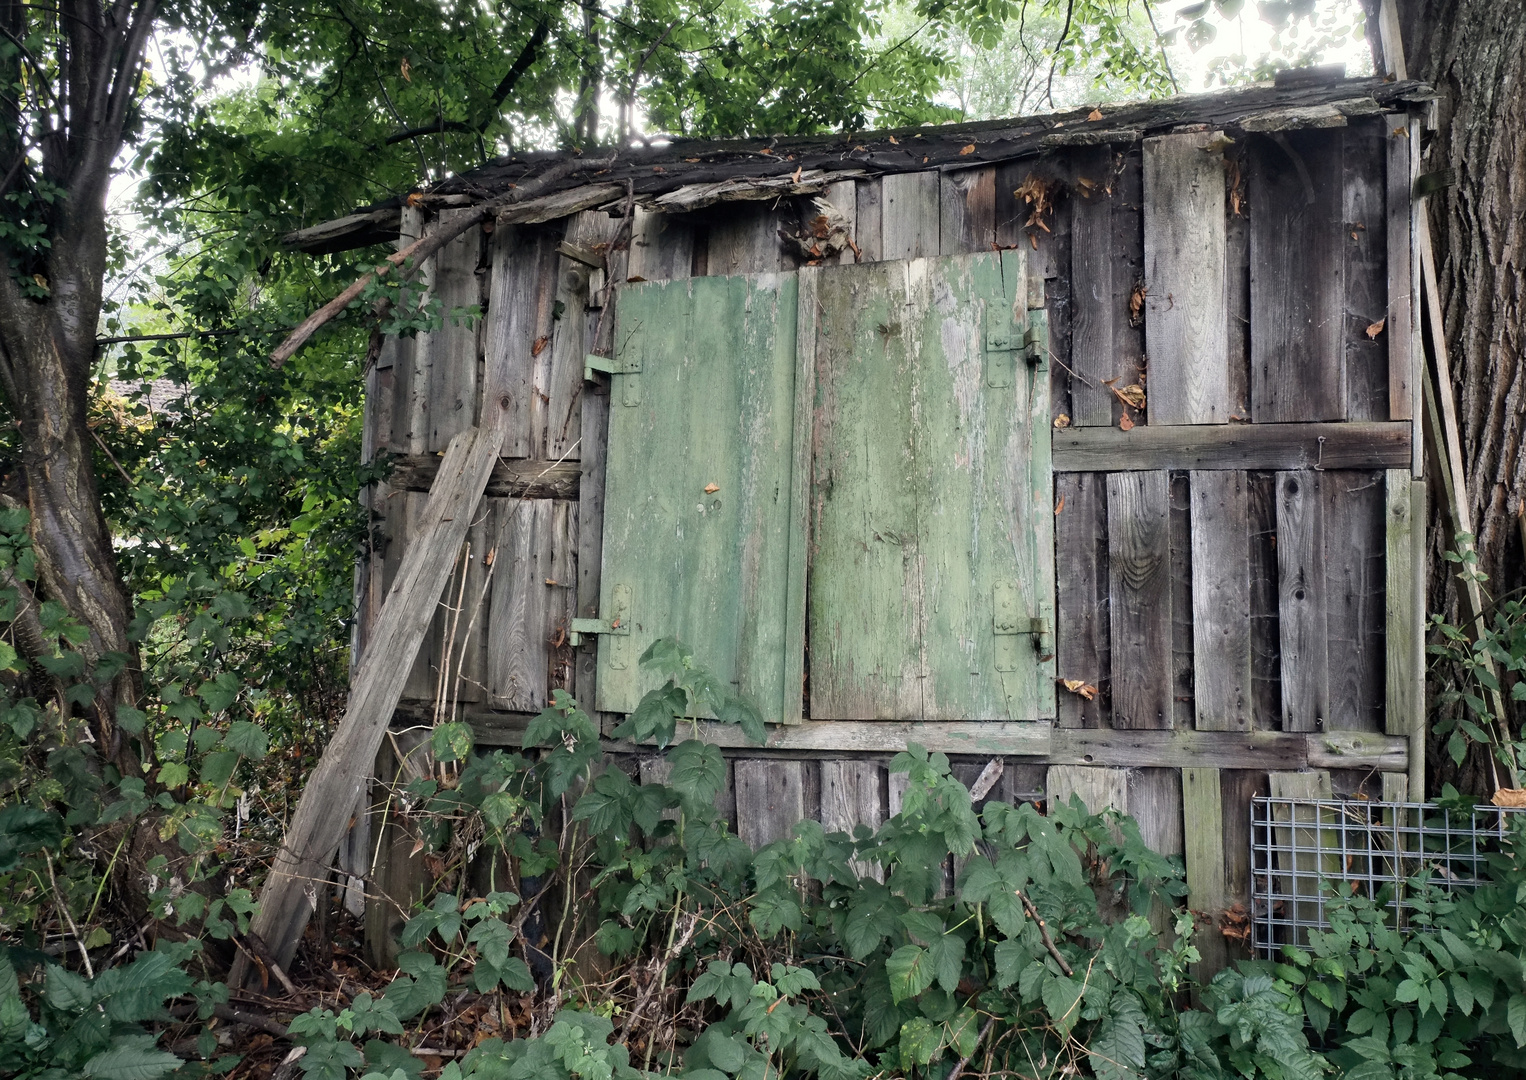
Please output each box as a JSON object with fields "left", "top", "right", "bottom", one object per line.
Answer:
{"left": 1191, "top": 471, "right": 1252, "bottom": 730}
{"left": 1276, "top": 471, "right": 1328, "bottom": 732}
{"left": 1107, "top": 471, "right": 1173, "bottom": 729}
{"left": 1250, "top": 130, "right": 1347, "bottom": 422}
{"left": 1143, "top": 131, "right": 1230, "bottom": 424}
{"left": 1054, "top": 421, "right": 1410, "bottom": 473}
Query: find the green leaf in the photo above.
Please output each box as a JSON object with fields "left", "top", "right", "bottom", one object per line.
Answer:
{"left": 199, "top": 750, "right": 240, "bottom": 789}
{"left": 197, "top": 672, "right": 240, "bottom": 713}
{"left": 156, "top": 762, "right": 190, "bottom": 788}
{"left": 886, "top": 945, "right": 934, "bottom": 1004}
{"left": 1042, "top": 975, "right": 1085, "bottom": 1038}
{"left": 430, "top": 721, "right": 474, "bottom": 763}
{"left": 666, "top": 739, "right": 725, "bottom": 805}
{"left": 221, "top": 721, "right": 268, "bottom": 759}
{"left": 1509, "top": 992, "right": 1526, "bottom": 1047}
{"left": 1089, "top": 991, "right": 1146, "bottom": 1080}
{"left": 81, "top": 1039, "right": 182, "bottom": 1080}
{"left": 46, "top": 964, "right": 95, "bottom": 1011}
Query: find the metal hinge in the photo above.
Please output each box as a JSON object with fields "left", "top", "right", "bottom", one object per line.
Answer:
{"left": 1023, "top": 311, "right": 1049, "bottom": 371}
{"left": 569, "top": 584, "right": 633, "bottom": 668}
{"left": 993, "top": 583, "right": 1051, "bottom": 671}
{"left": 584, "top": 353, "right": 643, "bottom": 406}
{"left": 985, "top": 301, "right": 1028, "bottom": 388}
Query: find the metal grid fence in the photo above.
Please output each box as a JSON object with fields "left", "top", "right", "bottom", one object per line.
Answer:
{"left": 1249, "top": 797, "right": 1525, "bottom": 956}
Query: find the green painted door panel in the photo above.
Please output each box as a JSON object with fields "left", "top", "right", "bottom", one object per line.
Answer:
{"left": 808, "top": 250, "right": 1055, "bottom": 721}
{"left": 596, "top": 272, "right": 804, "bottom": 723}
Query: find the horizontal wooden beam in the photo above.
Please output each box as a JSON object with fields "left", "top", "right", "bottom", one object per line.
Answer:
{"left": 464, "top": 711, "right": 1406, "bottom": 771}
{"left": 1053, "top": 421, "right": 1411, "bottom": 473}
{"left": 387, "top": 455, "right": 580, "bottom": 499}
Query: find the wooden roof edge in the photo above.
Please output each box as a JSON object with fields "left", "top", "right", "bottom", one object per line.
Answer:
{"left": 284, "top": 76, "right": 1432, "bottom": 255}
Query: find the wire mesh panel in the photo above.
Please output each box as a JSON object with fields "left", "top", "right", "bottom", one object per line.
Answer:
{"left": 1249, "top": 797, "right": 1524, "bottom": 956}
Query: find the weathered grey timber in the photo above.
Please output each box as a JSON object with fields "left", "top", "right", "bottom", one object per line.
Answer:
{"left": 239, "top": 425, "right": 503, "bottom": 979}
{"left": 1053, "top": 421, "right": 1411, "bottom": 472}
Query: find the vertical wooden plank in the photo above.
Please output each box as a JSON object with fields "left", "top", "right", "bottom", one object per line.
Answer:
{"left": 1183, "top": 766, "right": 1227, "bottom": 970}
{"left": 735, "top": 760, "right": 806, "bottom": 850}
{"left": 546, "top": 213, "right": 622, "bottom": 461}
{"left": 1143, "top": 131, "right": 1230, "bottom": 425}
{"left": 437, "top": 503, "right": 494, "bottom": 705}
{"left": 1068, "top": 148, "right": 1139, "bottom": 427}
{"left": 575, "top": 376, "right": 610, "bottom": 706}
{"left": 1221, "top": 769, "right": 1264, "bottom": 922}
{"left": 1170, "top": 472, "right": 1195, "bottom": 731}
{"left": 628, "top": 207, "right": 695, "bottom": 282}
{"left": 427, "top": 208, "right": 483, "bottom": 451}
{"left": 488, "top": 499, "right": 553, "bottom": 711}
{"left": 1409, "top": 479, "right": 1425, "bottom": 798}
{"left": 853, "top": 178, "right": 883, "bottom": 264}
{"left": 1191, "top": 471, "right": 1251, "bottom": 730}
{"left": 707, "top": 203, "right": 785, "bottom": 275}
{"left": 1250, "top": 131, "right": 1347, "bottom": 422}
{"left": 1046, "top": 765, "right": 1128, "bottom": 815}
{"left": 1268, "top": 770, "right": 1336, "bottom": 937}
{"left": 783, "top": 267, "right": 818, "bottom": 724}
{"left": 400, "top": 492, "right": 437, "bottom": 701}
{"left": 1386, "top": 121, "right": 1414, "bottom": 422}
{"left": 821, "top": 760, "right": 884, "bottom": 879}
{"left": 820, "top": 180, "right": 858, "bottom": 267}
{"left": 1342, "top": 119, "right": 1390, "bottom": 422}
{"left": 390, "top": 208, "right": 428, "bottom": 455}
{"left": 483, "top": 225, "right": 559, "bottom": 458}
{"left": 1248, "top": 472, "right": 1282, "bottom": 729}
{"left": 1129, "top": 767, "right": 1183, "bottom": 857}
{"left": 1225, "top": 148, "right": 1251, "bottom": 419}
{"left": 598, "top": 273, "right": 800, "bottom": 721}
{"left": 880, "top": 172, "right": 940, "bottom": 260}
{"left": 1381, "top": 772, "right": 1409, "bottom": 803}
{"left": 938, "top": 168, "right": 996, "bottom": 255}
{"left": 1056, "top": 472, "right": 1110, "bottom": 728}
{"left": 1277, "top": 471, "right": 1327, "bottom": 731}
{"left": 1323, "top": 471, "right": 1386, "bottom": 733}
{"left": 1107, "top": 471, "right": 1172, "bottom": 729}
{"left": 550, "top": 500, "right": 578, "bottom": 696}
{"left": 997, "top": 160, "right": 1074, "bottom": 431}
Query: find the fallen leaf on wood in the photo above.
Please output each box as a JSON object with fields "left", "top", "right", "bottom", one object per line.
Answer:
{"left": 1365, "top": 318, "right": 1386, "bottom": 339}
{"left": 959, "top": 143, "right": 976, "bottom": 155}
{"left": 888, "top": 135, "right": 898, "bottom": 144}
{"left": 792, "top": 166, "right": 802, "bottom": 183}
{"left": 1076, "top": 176, "right": 1096, "bottom": 193}
{"left": 531, "top": 335, "right": 550, "bottom": 356}
{"left": 1494, "top": 788, "right": 1526, "bottom": 807}
{"left": 1053, "top": 413, "right": 1071, "bottom": 428}
{"left": 1128, "top": 283, "right": 1147, "bottom": 325}
{"left": 1087, "top": 108, "right": 1104, "bottom": 121}
{"left": 1029, "top": 232, "right": 1038, "bottom": 249}
{"left": 1119, "top": 413, "right": 1134, "bottom": 431}
{"left": 1060, "top": 678, "right": 1098, "bottom": 701}
{"left": 703, "top": 483, "right": 720, "bottom": 493}
{"left": 1054, "top": 494, "right": 1065, "bottom": 514}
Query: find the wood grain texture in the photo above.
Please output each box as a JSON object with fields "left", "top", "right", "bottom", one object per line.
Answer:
{"left": 939, "top": 168, "right": 996, "bottom": 255}
{"left": 598, "top": 272, "right": 802, "bottom": 722}
{"left": 707, "top": 203, "right": 785, "bottom": 275}
{"left": 820, "top": 181, "right": 858, "bottom": 267}
{"left": 1276, "top": 471, "right": 1327, "bottom": 732}
{"left": 783, "top": 268, "right": 819, "bottom": 723}
{"left": 1129, "top": 767, "right": 1183, "bottom": 856}
{"left": 628, "top": 207, "right": 696, "bottom": 282}
{"left": 1342, "top": 119, "right": 1389, "bottom": 422}
{"left": 852, "top": 178, "right": 883, "bottom": 263}
{"left": 881, "top": 172, "right": 941, "bottom": 260}
{"left": 426, "top": 208, "right": 483, "bottom": 451}
{"left": 1068, "top": 147, "right": 1143, "bottom": 426}
{"left": 242, "top": 426, "right": 502, "bottom": 976}
{"left": 1248, "top": 472, "right": 1282, "bottom": 730}
{"left": 390, "top": 208, "right": 428, "bottom": 455}
{"left": 1170, "top": 472, "right": 1194, "bottom": 731}
{"left": 1250, "top": 130, "right": 1347, "bottom": 422}
{"left": 735, "top": 759, "right": 806, "bottom": 849}
{"left": 434, "top": 504, "right": 494, "bottom": 705}
{"left": 810, "top": 250, "right": 1053, "bottom": 721}
{"left": 1047, "top": 765, "right": 1128, "bottom": 815}
{"left": 1143, "top": 131, "right": 1229, "bottom": 424}
{"left": 1182, "top": 767, "right": 1226, "bottom": 909}
{"left": 483, "top": 225, "right": 559, "bottom": 457}
{"left": 389, "top": 455, "right": 580, "bottom": 499}
{"left": 1053, "top": 421, "right": 1411, "bottom": 472}
{"left": 545, "top": 213, "right": 622, "bottom": 460}
{"left": 1107, "top": 471, "right": 1172, "bottom": 729}
{"left": 1055, "top": 473, "right": 1110, "bottom": 729}
{"left": 399, "top": 493, "right": 437, "bottom": 701}
{"left": 575, "top": 378, "right": 610, "bottom": 704}
{"left": 1322, "top": 470, "right": 1385, "bottom": 732}
{"left": 488, "top": 499, "right": 554, "bottom": 711}
{"left": 1191, "top": 471, "right": 1251, "bottom": 730}
{"left": 820, "top": 760, "right": 884, "bottom": 878}
{"left": 1225, "top": 157, "right": 1251, "bottom": 420}
{"left": 1385, "top": 122, "right": 1414, "bottom": 421}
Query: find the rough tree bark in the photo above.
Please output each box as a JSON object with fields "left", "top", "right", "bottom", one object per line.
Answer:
{"left": 1371, "top": 0, "right": 1526, "bottom": 790}
{"left": 0, "top": 0, "right": 160, "bottom": 770}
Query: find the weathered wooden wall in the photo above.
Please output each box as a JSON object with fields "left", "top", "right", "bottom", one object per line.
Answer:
{"left": 354, "top": 114, "right": 1423, "bottom": 964}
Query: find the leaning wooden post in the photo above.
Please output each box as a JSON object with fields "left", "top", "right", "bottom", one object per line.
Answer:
{"left": 234, "top": 425, "right": 503, "bottom": 984}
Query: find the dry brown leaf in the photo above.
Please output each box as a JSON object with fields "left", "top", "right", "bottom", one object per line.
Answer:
{"left": 1087, "top": 108, "right": 1104, "bottom": 121}
{"left": 792, "top": 166, "right": 803, "bottom": 183}
{"left": 1494, "top": 788, "right": 1526, "bottom": 807}
{"left": 1053, "top": 413, "right": 1071, "bottom": 429}
{"left": 406, "top": 191, "right": 426, "bottom": 208}
{"left": 759, "top": 147, "right": 773, "bottom": 155}
{"left": 400, "top": 57, "right": 412, "bottom": 82}
{"left": 704, "top": 483, "right": 720, "bottom": 494}
{"left": 888, "top": 135, "right": 899, "bottom": 144}
{"left": 1115, "top": 384, "right": 1146, "bottom": 410}
{"left": 531, "top": 335, "right": 551, "bottom": 357}
{"left": 1365, "top": 318, "right": 1386, "bottom": 339}
{"left": 1060, "top": 678, "right": 1098, "bottom": 701}
{"left": 1119, "top": 413, "right": 1135, "bottom": 431}
{"left": 1128, "top": 283, "right": 1147, "bottom": 325}
{"left": 1076, "top": 176, "right": 1096, "bottom": 192}
{"left": 1054, "top": 494, "right": 1066, "bottom": 515}
{"left": 1029, "top": 232, "right": 1038, "bottom": 250}
{"left": 959, "top": 143, "right": 976, "bottom": 155}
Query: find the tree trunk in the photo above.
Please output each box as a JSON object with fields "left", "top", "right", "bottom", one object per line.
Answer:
{"left": 1384, "top": 0, "right": 1526, "bottom": 791}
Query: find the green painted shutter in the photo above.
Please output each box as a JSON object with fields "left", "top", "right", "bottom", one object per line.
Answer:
{"left": 595, "top": 272, "right": 805, "bottom": 723}
{"left": 808, "top": 249, "right": 1054, "bottom": 721}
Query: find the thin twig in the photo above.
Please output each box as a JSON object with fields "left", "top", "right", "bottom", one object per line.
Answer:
{"left": 946, "top": 1015, "right": 999, "bottom": 1080}
{"left": 44, "top": 850, "right": 92, "bottom": 978}
{"left": 1015, "top": 889, "right": 1072, "bottom": 976}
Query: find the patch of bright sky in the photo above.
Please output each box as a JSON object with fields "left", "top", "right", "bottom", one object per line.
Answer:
{"left": 1162, "top": 0, "right": 1373, "bottom": 94}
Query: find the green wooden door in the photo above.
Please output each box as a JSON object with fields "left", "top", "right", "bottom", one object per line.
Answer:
{"left": 808, "top": 250, "right": 1054, "bottom": 721}
{"left": 595, "top": 272, "right": 805, "bottom": 723}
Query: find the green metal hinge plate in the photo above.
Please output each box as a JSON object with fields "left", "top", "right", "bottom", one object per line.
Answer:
{"left": 569, "top": 583, "right": 633, "bottom": 668}
{"left": 585, "top": 353, "right": 643, "bottom": 406}
{"left": 993, "top": 582, "right": 1052, "bottom": 671}
{"left": 985, "top": 300, "right": 1029, "bottom": 388}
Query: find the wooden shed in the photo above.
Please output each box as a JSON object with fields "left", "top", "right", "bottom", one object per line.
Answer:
{"left": 293, "top": 73, "right": 1437, "bottom": 962}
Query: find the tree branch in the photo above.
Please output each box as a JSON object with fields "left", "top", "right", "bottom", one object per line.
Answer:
{"left": 269, "top": 154, "right": 615, "bottom": 366}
